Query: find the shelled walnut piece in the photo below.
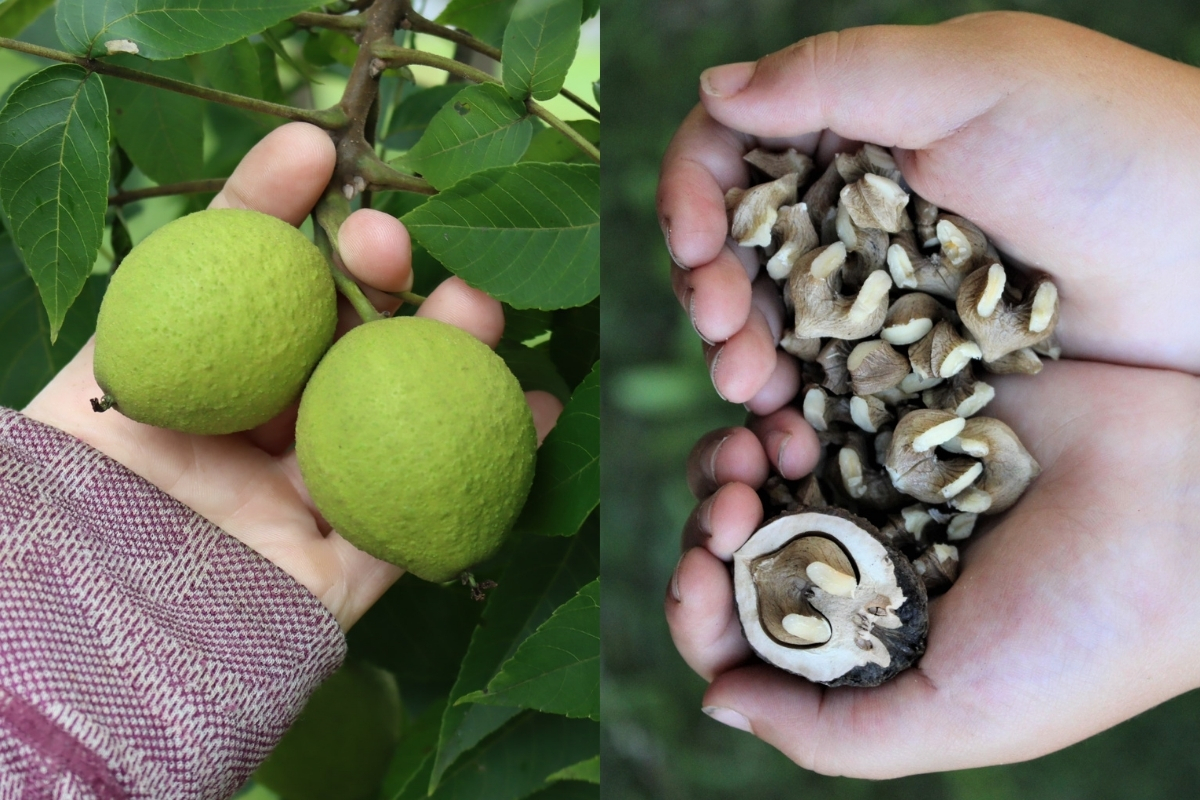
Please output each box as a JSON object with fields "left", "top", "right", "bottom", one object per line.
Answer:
{"left": 733, "top": 509, "right": 928, "bottom": 687}
{"left": 726, "top": 144, "right": 1061, "bottom": 687}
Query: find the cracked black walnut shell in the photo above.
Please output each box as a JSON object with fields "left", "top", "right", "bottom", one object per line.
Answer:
{"left": 733, "top": 508, "right": 928, "bottom": 687}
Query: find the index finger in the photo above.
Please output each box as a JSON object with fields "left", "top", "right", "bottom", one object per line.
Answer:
{"left": 209, "top": 122, "right": 336, "bottom": 226}
{"left": 657, "top": 106, "right": 823, "bottom": 269}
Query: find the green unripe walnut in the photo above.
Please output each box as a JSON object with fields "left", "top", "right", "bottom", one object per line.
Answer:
{"left": 296, "top": 317, "right": 537, "bottom": 583}
{"left": 93, "top": 208, "right": 337, "bottom": 435}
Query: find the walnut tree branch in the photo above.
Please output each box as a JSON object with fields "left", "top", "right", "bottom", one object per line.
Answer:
{"left": 108, "top": 179, "right": 229, "bottom": 206}
{"left": 0, "top": 37, "right": 347, "bottom": 128}
{"left": 291, "top": 11, "right": 369, "bottom": 30}
{"left": 332, "top": 0, "right": 409, "bottom": 199}
{"left": 371, "top": 42, "right": 600, "bottom": 163}
{"left": 400, "top": 9, "right": 600, "bottom": 120}
{"left": 314, "top": 191, "right": 384, "bottom": 324}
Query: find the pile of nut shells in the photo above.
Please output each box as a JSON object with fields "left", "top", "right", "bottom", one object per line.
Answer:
{"left": 726, "top": 145, "right": 1060, "bottom": 686}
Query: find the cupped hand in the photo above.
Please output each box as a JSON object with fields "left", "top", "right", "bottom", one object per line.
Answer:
{"left": 659, "top": 11, "right": 1200, "bottom": 410}
{"left": 665, "top": 360, "right": 1200, "bottom": 777}
{"left": 22, "top": 122, "right": 563, "bottom": 630}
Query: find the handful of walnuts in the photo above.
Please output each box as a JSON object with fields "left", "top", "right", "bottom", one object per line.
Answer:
{"left": 726, "top": 145, "right": 1060, "bottom": 686}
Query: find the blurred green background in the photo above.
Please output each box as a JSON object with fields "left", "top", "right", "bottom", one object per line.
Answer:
{"left": 601, "top": 0, "right": 1200, "bottom": 797}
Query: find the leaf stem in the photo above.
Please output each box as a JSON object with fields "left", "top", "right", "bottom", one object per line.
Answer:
{"left": 109, "top": 178, "right": 228, "bottom": 206}
{"left": 401, "top": 9, "right": 599, "bottom": 120}
{"left": 313, "top": 196, "right": 384, "bottom": 325}
{"left": 372, "top": 43, "right": 599, "bottom": 163}
{"left": 357, "top": 151, "right": 436, "bottom": 194}
{"left": 291, "top": 11, "right": 369, "bottom": 30}
{"left": 0, "top": 37, "right": 347, "bottom": 128}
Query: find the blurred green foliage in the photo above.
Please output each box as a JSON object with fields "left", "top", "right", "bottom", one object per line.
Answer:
{"left": 602, "top": 0, "right": 1200, "bottom": 796}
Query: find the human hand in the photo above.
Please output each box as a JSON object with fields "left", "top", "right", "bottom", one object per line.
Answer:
{"left": 665, "top": 359, "right": 1200, "bottom": 777}
{"left": 22, "top": 123, "right": 563, "bottom": 630}
{"left": 658, "top": 11, "right": 1200, "bottom": 413}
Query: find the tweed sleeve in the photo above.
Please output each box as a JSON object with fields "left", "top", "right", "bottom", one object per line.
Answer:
{"left": 0, "top": 408, "right": 347, "bottom": 799}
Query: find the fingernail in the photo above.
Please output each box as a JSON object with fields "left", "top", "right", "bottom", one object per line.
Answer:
{"left": 670, "top": 550, "right": 689, "bottom": 603}
{"left": 708, "top": 346, "right": 728, "bottom": 402}
{"left": 690, "top": 292, "right": 715, "bottom": 345}
{"left": 700, "top": 62, "right": 756, "bottom": 98}
{"left": 661, "top": 215, "right": 684, "bottom": 268}
{"left": 776, "top": 434, "right": 793, "bottom": 476}
{"left": 707, "top": 433, "right": 732, "bottom": 484}
{"left": 703, "top": 706, "right": 753, "bottom": 734}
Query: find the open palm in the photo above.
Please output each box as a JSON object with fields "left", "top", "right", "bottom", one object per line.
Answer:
{"left": 669, "top": 361, "right": 1200, "bottom": 776}
{"left": 658, "top": 12, "right": 1200, "bottom": 413}
{"left": 23, "top": 123, "right": 562, "bottom": 630}
{"left": 661, "top": 10, "right": 1200, "bottom": 778}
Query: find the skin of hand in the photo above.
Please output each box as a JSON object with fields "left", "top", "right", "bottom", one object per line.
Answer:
{"left": 22, "top": 122, "right": 563, "bottom": 631}
{"left": 658, "top": 11, "right": 1200, "bottom": 412}
{"left": 659, "top": 10, "right": 1200, "bottom": 776}
{"left": 665, "top": 361, "right": 1200, "bottom": 777}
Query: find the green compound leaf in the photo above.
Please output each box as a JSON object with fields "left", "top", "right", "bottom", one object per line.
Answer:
{"left": 431, "top": 712, "right": 598, "bottom": 800}
{"left": 546, "top": 755, "right": 599, "bottom": 784}
{"left": 429, "top": 523, "right": 598, "bottom": 793}
{"left": 406, "top": 83, "right": 533, "bottom": 191}
{"left": 0, "top": 232, "right": 106, "bottom": 408}
{"left": 0, "top": 0, "right": 54, "bottom": 38}
{"left": 103, "top": 56, "right": 204, "bottom": 185}
{"left": 459, "top": 579, "right": 599, "bottom": 720}
{"left": 580, "top": 0, "right": 598, "bottom": 21}
{"left": 436, "top": 0, "right": 517, "bottom": 49}
{"left": 0, "top": 65, "right": 109, "bottom": 342}
{"left": 502, "top": 0, "right": 581, "bottom": 101}
{"left": 383, "top": 83, "right": 463, "bottom": 151}
{"left": 519, "top": 362, "right": 598, "bottom": 537}
{"left": 401, "top": 162, "right": 598, "bottom": 310}
{"left": 55, "top": 0, "right": 320, "bottom": 60}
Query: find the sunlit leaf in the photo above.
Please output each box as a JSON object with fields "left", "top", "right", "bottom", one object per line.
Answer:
{"left": 0, "top": 65, "right": 109, "bottom": 340}
{"left": 437, "top": 0, "right": 518, "bottom": 48}
{"left": 0, "top": 0, "right": 53, "bottom": 37}
{"left": 55, "top": 0, "right": 320, "bottom": 60}
{"left": 402, "top": 163, "right": 599, "bottom": 310}
{"left": 502, "top": 0, "right": 581, "bottom": 101}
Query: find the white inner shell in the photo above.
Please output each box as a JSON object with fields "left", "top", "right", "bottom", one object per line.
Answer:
{"left": 733, "top": 512, "right": 909, "bottom": 683}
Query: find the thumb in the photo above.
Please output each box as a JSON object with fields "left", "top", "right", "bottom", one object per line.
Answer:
{"left": 697, "top": 18, "right": 1030, "bottom": 149}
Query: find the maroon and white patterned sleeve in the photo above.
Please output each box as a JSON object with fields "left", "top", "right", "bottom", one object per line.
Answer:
{"left": 0, "top": 408, "right": 347, "bottom": 799}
